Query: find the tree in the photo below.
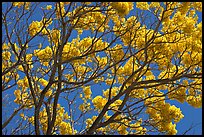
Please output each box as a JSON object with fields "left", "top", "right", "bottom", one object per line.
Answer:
{"left": 2, "top": 2, "right": 202, "bottom": 135}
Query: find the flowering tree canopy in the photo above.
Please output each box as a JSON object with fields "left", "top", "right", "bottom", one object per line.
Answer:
{"left": 2, "top": 2, "right": 202, "bottom": 135}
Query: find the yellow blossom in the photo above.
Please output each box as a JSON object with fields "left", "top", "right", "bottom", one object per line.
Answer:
{"left": 46, "top": 5, "right": 52, "bottom": 10}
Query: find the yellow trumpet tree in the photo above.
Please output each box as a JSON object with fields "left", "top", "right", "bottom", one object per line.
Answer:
{"left": 2, "top": 2, "right": 202, "bottom": 135}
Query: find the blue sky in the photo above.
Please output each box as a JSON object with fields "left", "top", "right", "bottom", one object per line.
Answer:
{"left": 2, "top": 2, "right": 202, "bottom": 135}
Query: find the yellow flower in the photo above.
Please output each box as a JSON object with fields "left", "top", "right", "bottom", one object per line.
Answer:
{"left": 105, "top": 78, "right": 112, "bottom": 85}
{"left": 182, "top": 80, "right": 188, "bottom": 86}
{"left": 149, "top": 2, "right": 160, "bottom": 8}
{"left": 2, "top": 51, "right": 11, "bottom": 61}
{"left": 103, "top": 87, "right": 118, "bottom": 98}
{"left": 110, "top": 2, "right": 134, "bottom": 16}
{"left": 56, "top": 2, "right": 66, "bottom": 18}
{"left": 92, "top": 96, "right": 107, "bottom": 110}
{"left": 45, "top": 90, "right": 52, "bottom": 97}
{"left": 110, "top": 99, "right": 122, "bottom": 111}
{"left": 136, "top": 2, "right": 149, "bottom": 10}
{"left": 34, "top": 46, "right": 53, "bottom": 62}
{"left": 20, "top": 113, "right": 26, "bottom": 120}
{"left": 13, "top": 2, "right": 30, "bottom": 10}
{"left": 26, "top": 54, "right": 33, "bottom": 65}
{"left": 2, "top": 43, "right": 10, "bottom": 50}
{"left": 187, "top": 95, "right": 202, "bottom": 108}
{"left": 14, "top": 89, "right": 21, "bottom": 97}
{"left": 59, "top": 121, "right": 73, "bottom": 135}
{"left": 39, "top": 78, "right": 48, "bottom": 87}
{"left": 28, "top": 116, "right": 34, "bottom": 125}
{"left": 79, "top": 104, "right": 85, "bottom": 111}
{"left": 28, "top": 21, "right": 42, "bottom": 36}
{"left": 49, "top": 29, "right": 61, "bottom": 45}
{"left": 77, "top": 29, "right": 83, "bottom": 35}
{"left": 63, "top": 112, "right": 70, "bottom": 120}
{"left": 42, "top": 18, "right": 53, "bottom": 27}
{"left": 83, "top": 86, "right": 92, "bottom": 99}
{"left": 191, "top": 2, "right": 202, "bottom": 12}
{"left": 86, "top": 118, "right": 93, "bottom": 128}
{"left": 46, "top": 5, "right": 52, "bottom": 10}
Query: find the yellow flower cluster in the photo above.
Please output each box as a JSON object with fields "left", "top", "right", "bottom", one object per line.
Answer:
{"left": 114, "top": 115, "right": 131, "bottom": 134}
{"left": 93, "top": 77, "right": 104, "bottom": 84}
{"left": 2, "top": 71, "right": 19, "bottom": 85}
{"left": 109, "top": 121, "right": 119, "bottom": 130}
{"left": 28, "top": 18, "right": 52, "bottom": 37}
{"left": 145, "top": 92, "right": 165, "bottom": 105}
{"left": 14, "top": 89, "right": 33, "bottom": 108}
{"left": 59, "top": 121, "right": 72, "bottom": 135}
{"left": 61, "top": 42, "right": 81, "bottom": 62}
{"left": 155, "top": 32, "right": 200, "bottom": 71}
{"left": 182, "top": 18, "right": 197, "bottom": 34}
{"left": 130, "top": 119, "right": 147, "bottom": 135}
{"left": 107, "top": 2, "right": 199, "bottom": 73}
{"left": 110, "top": 2, "right": 134, "bottom": 17}
{"left": 14, "top": 89, "right": 26, "bottom": 103}
{"left": 13, "top": 2, "right": 30, "bottom": 10}
{"left": 103, "top": 113, "right": 147, "bottom": 135}
{"left": 28, "top": 104, "right": 73, "bottom": 134}
{"left": 77, "top": 37, "right": 93, "bottom": 53}
{"left": 44, "top": 89, "right": 53, "bottom": 97}
{"left": 45, "top": 5, "right": 52, "bottom": 10}
{"left": 96, "top": 56, "right": 108, "bottom": 69}
{"left": 20, "top": 113, "right": 27, "bottom": 120}
{"left": 56, "top": 2, "right": 66, "bottom": 18}
{"left": 95, "top": 38, "right": 109, "bottom": 51}
{"left": 79, "top": 102, "right": 91, "bottom": 112}
{"left": 39, "top": 78, "right": 48, "bottom": 87}
{"left": 186, "top": 95, "right": 202, "bottom": 108}
{"left": 14, "top": 77, "right": 34, "bottom": 108}
{"left": 61, "top": 37, "right": 108, "bottom": 62}
{"left": 105, "top": 78, "right": 116, "bottom": 85}
{"left": 107, "top": 44, "right": 124, "bottom": 62}
{"left": 48, "top": 29, "right": 61, "bottom": 45}
{"left": 124, "top": 57, "right": 139, "bottom": 75}
{"left": 86, "top": 113, "right": 147, "bottom": 135}
{"left": 145, "top": 99, "right": 184, "bottom": 135}
{"left": 168, "top": 87, "right": 186, "bottom": 103}
{"left": 118, "top": 124, "right": 128, "bottom": 134}
{"left": 2, "top": 51, "right": 11, "bottom": 61}
{"left": 28, "top": 21, "right": 43, "bottom": 36}
{"left": 79, "top": 37, "right": 108, "bottom": 52}
{"left": 17, "top": 77, "right": 29, "bottom": 88}
{"left": 161, "top": 3, "right": 201, "bottom": 38}
{"left": 115, "top": 56, "right": 142, "bottom": 86}
{"left": 149, "top": 2, "right": 160, "bottom": 8}
{"left": 191, "top": 2, "right": 202, "bottom": 12}
{"left": 2, "top": 43, "right": 9, "bottom": 50}
{"left": 2, "top": 75, "right": 8, "bottom": 84}
{"left": 69, "top": 7, "right": 109, "bottom": 32}
{"left": 130, "top": 89, "right": 147, "bottom": 99}
{"left": 86, "top": 118, "right": 93, "bottom": 128}
{"left": 109, "top": 99, "right": 122, "bottom": 112}
{"left": 113, "top": 16, "right": 141, "bottom": 47}
{"left": 181, "top": 52, "right": 201, "bottom": 68}
{"left": 136, "top": 2, "right": 149, "bottom": 10}
{"left": 2, "top": 43, "right": 17, "bottom": 72}
{"left": 83, "top": 86, "right": 92, "bottom": 99}
{"left": 92, "top": 96, "right": 107, "bottom": 110}
{"left": 86, "top": 116, "right": 98, "bottom": 129}
{"left": 103, "top": 87, "right": 119, "bottom": 98}
{"left": 34, "top": 46, "right": 53, "bottom": 64}
{"left": 38, "top": 78, "right": 52, "bottom": 97}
